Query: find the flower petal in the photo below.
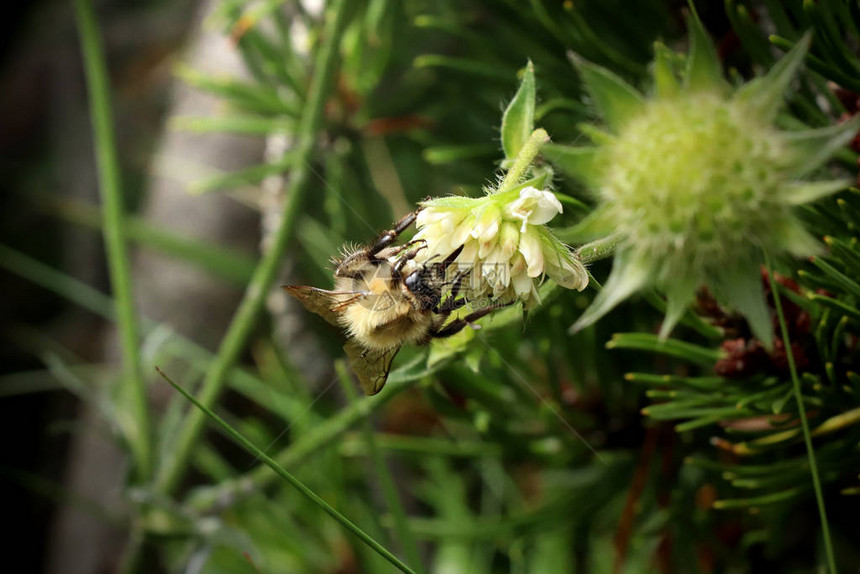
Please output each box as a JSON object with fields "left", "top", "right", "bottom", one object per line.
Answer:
{"left": 545, "top": 251, "right": 589, "bottom": 291}
{"left": 471, "top": 204, "right": 501, "bottom": 240}
{"left": 519, "top": 228, "right": 545, "bottom": 277}
{"left": 527, "top": 189, "right": 563, "bottom": 225}
{"left": 499, "top": 222, "right": 520, "bottom": 259}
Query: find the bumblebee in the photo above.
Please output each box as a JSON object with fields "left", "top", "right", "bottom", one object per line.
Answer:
{"left": 283, "top": 208, "right": 500, "bottom": 395}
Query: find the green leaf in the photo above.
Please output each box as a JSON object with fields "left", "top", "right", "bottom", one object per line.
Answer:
{"left": 734, "top": 33, "right": 811, "bottom": 122}
{"left": 175, "top": 64, "right": 299, "bottom": 116}
{"left": 413, "top": 55, "right": 513, "bottom": 82}
{"left": 33, "top": 194, "right": 256, "bottom": 285}
{"left": 784, "top": 178, "right": 851, "bottom": 205}
{"left": 683, "top": 6, "right": 728, "bottom": 93}
{"left": 74, "top": 0, "right": 151, "bottom": 479}
{"left": 190, "top": 154, "right": 296, "bottom": 194}
{"left": 823, "top": 236, "right": 860, "bottom": 277}
{"left": 606, "top": 333, "right": 721, "bottom": 366}
{"left": 712, "top": 258, "right": 774, "bottom": 349}
{"left": 810, "top": 256, "right": 860, "bottom": 300}
{"left": 725, "top": 0, "right": 775, "bottom": 66}
{"left": 769, "top": 215, "right": 822, "bottom": 258}
{"left": 808, "top": 292, "right": 860, "bottom": 321}
{"left": 659, "top": 273, "right": 698, "bottom": 340}
{"left": 569, "top": 53, "right": 644, "bottom": 134}
{"left": 501, "top": 61, "right": 536, "bottom": 160}
{"left": 770, "top": 34, "right": 860, "bottom": 93}
{"left": 783, "top": 117, "right": 860, "bottom": 178}
{"left": 541, "top": 144, "right": 602, "bottom": 188}
{"left": 422, "top": 144, "right": 498, "bottom": 165}
{"left": 170, "top": 115, "right": 294, "bottom": 135}
{"left": 556, "top": 208, "right": 616, "bottom": 244}
{"left": 421, "top": 195, "right": 481, "bottom": 209}
{"left": 652, "top": 41, "right": 680, "bottom": 99}
{"left": 427, "top": 324, "right": 474, "bottom": 368}
{"left": 570, "top": 249, "right": 650, "bottom": 333}
{"left": 156, "top": 368, "right": 417, "bottom": 574}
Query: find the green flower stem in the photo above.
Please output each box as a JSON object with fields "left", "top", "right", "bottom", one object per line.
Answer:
{"left": 497, "top": 128, "right": 549, "bottom": 193}
{"left": 73, "top": 0, "right": 151, "bottom": 480}
{"left": 157, "top": 368, "right": 416, "bottom": 574}
{"left": 766, "top": 258, "right": 837, "bottom": 574}
{"left": 154, "top": 0, "right": 350, "bottom": 495}
{"left": 335, "top": 362, "right": 425, "bottom": 574}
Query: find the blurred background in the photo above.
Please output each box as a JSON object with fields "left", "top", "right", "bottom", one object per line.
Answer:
{"left": 3, "top": 1, "right": 860, "bottom": 573}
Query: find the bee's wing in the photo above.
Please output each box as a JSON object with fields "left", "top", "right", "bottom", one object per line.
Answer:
{"left": 282, "top": 285, "right": 348, "bottom": 327}
{"left": 343, "top": 339, "right": 400, "bottom": 396}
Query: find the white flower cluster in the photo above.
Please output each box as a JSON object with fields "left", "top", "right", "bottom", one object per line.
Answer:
{"left": 414, "top": 186, "right": 588, "bottom": 304}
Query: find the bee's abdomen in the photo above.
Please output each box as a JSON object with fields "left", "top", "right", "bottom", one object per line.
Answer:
{"left": 341, "top": 297, "right": 432, "bottom": 350}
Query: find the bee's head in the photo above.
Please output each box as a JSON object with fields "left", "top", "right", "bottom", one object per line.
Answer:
{"left": 404, "top": 267, "right": 441, "bottom": 310}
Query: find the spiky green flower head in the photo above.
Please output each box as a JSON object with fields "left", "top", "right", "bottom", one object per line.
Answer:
{"left": 553, "top": 11, "right": 860, "bottom": 345}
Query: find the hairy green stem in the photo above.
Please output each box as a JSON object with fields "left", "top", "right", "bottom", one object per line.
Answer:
{"left": 154, "top": 0, "right": 351, "bottom": 494}
{"left": 576, "top": 234, "right": 622, "bottom": 264}
{"left": 336, "top": 362, "right": 425, "bottom": 574}
{"left": 73, "top": 0, "right": 151, "bottom": 480}
{"left": 497, "top": 128, "right": 550, "bottom": 193}
{"left": 766, "top": 258, "right": 837, "bottom": 574}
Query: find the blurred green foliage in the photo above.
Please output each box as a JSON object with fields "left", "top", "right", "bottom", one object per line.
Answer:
{"left": 4, "top": 0, "right": 860, "bottom": 572}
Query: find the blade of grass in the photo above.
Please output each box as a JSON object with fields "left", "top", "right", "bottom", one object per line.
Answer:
{"left": 34, "top": 193, "right": 256, "bottom": 285}
{"left": 0, "top": 245, "right": 292, "bottom": 417}
{"left": 766, "top": 256, "right": 837, "bottom": 574}
{"left": 170, "top": 115, "right": 294, "bottom": 135}
{"left": 339, "top": 434, "right": 501, "bottom": 458}
{"left": 73, "top": 0, "right": 151, "bottom": 480}
{"left": 335, "top": 361, "right": 425, "bottom": 574}
{"left": 186, "top": 368, "right": 424, "bottom": 512}
{"left": 156, "top": 367, "right": 416, "bottom": 574}
{"left": 0, "top": 244, "right": 116, "bottom": 320}
{"left": 154, "top": 0, "right": 352, "bottom": 495}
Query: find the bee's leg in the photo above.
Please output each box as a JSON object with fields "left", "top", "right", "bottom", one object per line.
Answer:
{"left": 384, "top": 238, "right": 425, "bottom": 260}
{"left": 441, "top": 245, "right": 464, "bottom": 269}
{"left": 393, "top": 242, "right": 428, "bottom": 274}
{"left": 448, "top": 267, "right": 471, "bottom": 298}
{"left": 369, "top": 207, "right": 422, "bottom": 257}
{"left": 432, "top": 301, "right": 513, "bottom": 338}
{"left": 433, "top": 269, "right": 471, "bottom": 314}
{"left": 435, "top": 297, "right": 468, "bottom": 315}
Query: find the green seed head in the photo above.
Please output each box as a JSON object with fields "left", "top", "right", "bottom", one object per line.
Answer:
{"left": 560, "top": 24, "right": 859, "bottom": 344}
{"left": 604, "top": 94, "right": 787, "bottom": 284}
